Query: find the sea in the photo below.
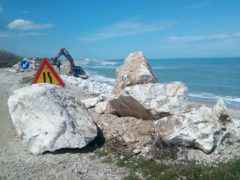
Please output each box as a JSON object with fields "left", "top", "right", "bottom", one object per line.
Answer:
{"left": 76, "top": 57, "right": 240, "bottom": 108}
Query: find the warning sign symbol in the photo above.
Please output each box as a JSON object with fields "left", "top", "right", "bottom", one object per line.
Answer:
{"left": 31, "top": 58, "right": 65, "bottom": 87}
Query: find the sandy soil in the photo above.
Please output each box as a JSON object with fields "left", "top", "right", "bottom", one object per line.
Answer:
{"left": 0, "top": 69, "right": 25, "bottom": 155}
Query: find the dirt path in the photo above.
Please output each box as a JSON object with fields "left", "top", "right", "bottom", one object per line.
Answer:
{"left": 0, "top": 69, "right": 125, "bottom": 180}
{"left": 0, "top": 69, "right": 25, "bottom": 155}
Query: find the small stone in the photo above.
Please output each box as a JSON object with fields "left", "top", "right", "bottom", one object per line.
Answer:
{"left": 133, "top": 149, "right": 141, "bottom": 154}
{"left": 142, "top": 146, "right": 150, "bottom": 155}
{"left": 120, "top": 156, "right": 124, "bottom": 160}
{"left": 77, "top": 169, "right": 88, "bottom": 174}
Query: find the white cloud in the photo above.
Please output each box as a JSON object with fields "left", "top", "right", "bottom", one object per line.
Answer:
{"left": 169, "top": 32, "right": 240, "bottom": 42}
{"left": 79, "top": 18, "right": 177, "bottom": 42}
{"left": 0, "top": 31, "right": 46, "bottom": 38}
{"left": 7, "top": 19, "right": 54, "bottom": 30}
{"left": 0, "top": 6, "right": 3, "bottom": 13}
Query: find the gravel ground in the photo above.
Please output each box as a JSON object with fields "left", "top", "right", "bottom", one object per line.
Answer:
{"left": 0, "top": 150, "right": 124, "bottom": 180}
{"left": 0, "top": 69, "right": 125, "bottom": 180}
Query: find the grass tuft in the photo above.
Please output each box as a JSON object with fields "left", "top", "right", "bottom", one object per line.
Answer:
{"left": 116, "top": 156, "right": 240, "bottom": 180}
{"left": 90, "top": 149, "right": 108, "bottom": 160}
{"left": 20, "top": 75, "right": 34, "bottom": 84}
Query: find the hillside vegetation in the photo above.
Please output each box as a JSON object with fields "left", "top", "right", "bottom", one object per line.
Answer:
{"left": 0, "top": 50, "right": 22, "bottom": 67}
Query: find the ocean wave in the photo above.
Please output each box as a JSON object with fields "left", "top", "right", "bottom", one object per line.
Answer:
{"left": 189, "top": 92, "right": 240, "bottom": 107}
{"left": 79, "top": 62, "right": 90, "bottom": 66}
{"left": 86, "top": 71, "right": 115, "bottom": 85}
{"left": 100, "top": 61, "right": 117, "bottom": 66}
{"left": 83, "top": 65, "right": 118, "bottom": 69}
{"left": 152, "top": 66, "right": 177, "bottom": 70}
{"left": 83, "top": 65, "right": 177, "bottom": 70}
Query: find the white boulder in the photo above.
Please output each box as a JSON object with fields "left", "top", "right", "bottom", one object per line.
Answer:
{"left": 81, "top": 96, "right": 105, "bottom": 109}
{"left": 95, "top": 101, "right": 116, "bottom": 114}
{"left": 110, "top": 82, "right": 188, "bottom": 120}
{"left": 154, "top": 99, "right": 232, "bottom": 153}
{"left": 112, "top": 52, "right": 158, "bottom": 95}
{"left": 8, "top": 84, "right": 97, "bottom": 155}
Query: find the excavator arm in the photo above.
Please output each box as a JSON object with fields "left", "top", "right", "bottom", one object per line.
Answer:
{"left": 53, "top": 48, "right": 87, "bottom": 78}
{"left": 53, "top": 48, "right": 74, "bottom": 74}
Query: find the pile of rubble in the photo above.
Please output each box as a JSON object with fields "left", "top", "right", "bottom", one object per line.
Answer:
{"left": 7, "top": 51, "right": 240, "bottom": 164}
{"left": 12, "top": 57, "right": 42, "bottom": 72}
{"left": 84, "top": 52, "right": 240, "bottom": 163}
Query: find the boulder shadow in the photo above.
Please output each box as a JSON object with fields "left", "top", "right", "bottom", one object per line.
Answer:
{"left": 43, "top": 125, "right": 105, "bottom": 155}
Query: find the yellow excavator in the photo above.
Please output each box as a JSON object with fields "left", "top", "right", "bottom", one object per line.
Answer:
{"left": 52, "top": 48, "right": 88, "bottom": 79}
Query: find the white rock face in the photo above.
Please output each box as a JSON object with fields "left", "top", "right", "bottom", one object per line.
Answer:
{"left": 112, "top": 52, "right": 158, "bottom": 95}
{"left": 110, "top": 82, "right": 188, "bottom": 120}
{"left": 154, "top": 99, "right": 232, "bottom": 153}
{"left": 61, "top": 75, "right": 113, "bottom": 96}
{"left": 95, "top": 101, "right": 116, "bottom": 114}
{"left": 81, "top": 96, "right": 105, "bottom": 109}
{"left": 8, "top": 84, "right": 97, "bottom": 155}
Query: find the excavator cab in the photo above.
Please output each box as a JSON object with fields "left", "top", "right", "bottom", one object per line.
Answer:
{"left": 53, "top": 48, "right": 88, "bottom": 79}
{"left": 72, "top": 66, "right": 85, "bottom": 77}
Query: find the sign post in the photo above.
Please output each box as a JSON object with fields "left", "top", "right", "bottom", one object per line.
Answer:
{"left": 20, "top": 59, "right": 30, "bottom": 70}
{"left": 31, "top": 58, "right": 65, "bottom": 87}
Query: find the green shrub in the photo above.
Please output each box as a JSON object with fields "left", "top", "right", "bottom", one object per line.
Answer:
{"left": 0, "top": 50, "right": 22, "bottom": 67}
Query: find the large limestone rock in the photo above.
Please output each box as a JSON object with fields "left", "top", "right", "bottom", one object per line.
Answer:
{"left": 112, "top": 52, "right": 158, "bottom": 95}
{"left": 154, "top": 99, "right": 232, "bottom": 153}
{"left": 8, "top": 84, "right": 97, "bottom": 155}
{"left": 110, "top": 82, "right": 188, "bottom": 120}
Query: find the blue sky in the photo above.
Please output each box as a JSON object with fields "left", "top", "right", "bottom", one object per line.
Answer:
{"left": 0, "top": 0, "right": 239, "bottom": 59}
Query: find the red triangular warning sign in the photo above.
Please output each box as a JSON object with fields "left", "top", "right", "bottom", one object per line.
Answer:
{"left": 31, "top": 58, "right": 65, "bottom": 87}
